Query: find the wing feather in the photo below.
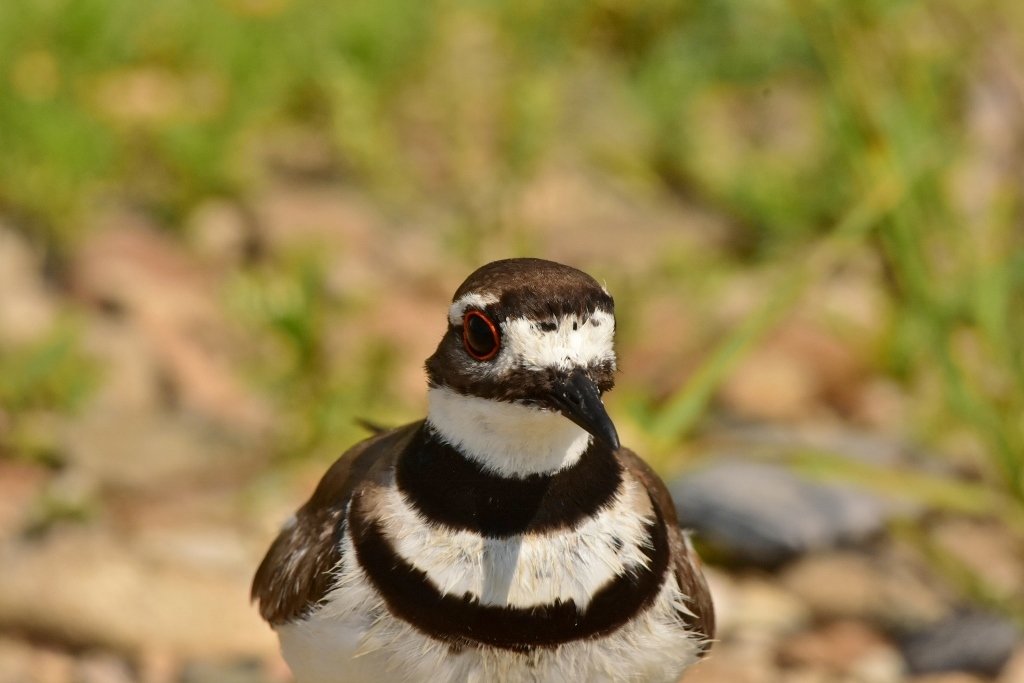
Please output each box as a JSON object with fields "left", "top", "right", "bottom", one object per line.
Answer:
{"left": 617, "top": 447, "right": 715, "bottom": 651}
{"left": 251, "top": 422, "right": 420, "bottom": 625}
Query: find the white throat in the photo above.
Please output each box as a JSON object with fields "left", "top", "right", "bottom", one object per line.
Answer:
{"left": 426, "top": 386, "right": 591, "bottom": 478}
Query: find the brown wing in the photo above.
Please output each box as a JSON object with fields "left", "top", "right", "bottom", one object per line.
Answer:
{"left": 251, "top": 422, "right": 421, "bottom": 625}
{"left": 617, "top": 447, "right": 715, "bottom": 653}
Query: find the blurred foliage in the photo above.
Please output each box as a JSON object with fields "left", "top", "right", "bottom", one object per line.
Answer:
{"left": 0, "top": 323, "right": 97, "bottom": 464}
{"left": 0, "top": 324, "right": 95, "bottom": 415}
{"left": 0, "top": 0, "right": 1023, "bottom": 505}
{"left": 226, "top": 253, "right": 403, "bottom": 461}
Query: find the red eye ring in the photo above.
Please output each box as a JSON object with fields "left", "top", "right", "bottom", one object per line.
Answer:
{"left": 462, "top": 310, "right": 501, "bottom": 361}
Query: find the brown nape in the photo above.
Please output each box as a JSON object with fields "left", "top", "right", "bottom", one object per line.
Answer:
{"left": 452, "top": 258, "right": 607, "bottom": 301}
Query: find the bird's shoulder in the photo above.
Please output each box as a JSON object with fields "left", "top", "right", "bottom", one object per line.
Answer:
{"left": 615, "top": 446, "right": 716, "bottom": 652}
{"left": 251, "top": 421, "right": 422, "bottom": 625}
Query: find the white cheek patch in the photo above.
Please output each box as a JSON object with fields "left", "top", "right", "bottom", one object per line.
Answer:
{"left": 448, "top": 292, "right": 498, "bottom": 327}
{"left": 502, "top": 309, "right": 616, "bottom": 371}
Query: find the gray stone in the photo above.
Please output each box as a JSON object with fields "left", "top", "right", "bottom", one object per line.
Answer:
{"left": 670, "top": 459, "right": 896, "bottom": 566}
{"left": 899, "top": 611, "right": 1020, "bottom": 677}
{"left": 179, "top": 659, "right": 273, "bottom": 683}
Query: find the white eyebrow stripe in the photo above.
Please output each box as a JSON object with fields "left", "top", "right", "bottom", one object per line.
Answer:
{"left": 502, "top": 309, "right": 616, "bottom": 371}
{"left": 448, "top": 292, "right": 499, "bottom": 326}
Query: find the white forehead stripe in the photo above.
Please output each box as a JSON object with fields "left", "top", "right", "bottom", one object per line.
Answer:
{"left": 502, "top": 309, "right": 616, "bottom": 371}
{"left": 448, "top": 292, "right": 499, "bottom": 326}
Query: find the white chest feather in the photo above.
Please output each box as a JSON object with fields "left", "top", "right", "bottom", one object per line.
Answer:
{"left": 278, "top": 532, "right": 701, "bottom": 683}
{"left": 276, "top": 467, "right": 703, "bottom": 683}
{"left": 376, "top": 476, "right": 651, "bottom": 608}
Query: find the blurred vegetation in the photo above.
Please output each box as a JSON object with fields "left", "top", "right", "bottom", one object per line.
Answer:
{"left": 0, "top": 0, "right": 1022, "bottom": 515}
{"left": 0, "top": 324, "right": 96, "bottom": 465}
{"left": 227, "top": 252, "right": 405, "bottom": 459}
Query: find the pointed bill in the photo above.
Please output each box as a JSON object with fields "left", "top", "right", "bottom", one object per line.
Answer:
{"left": 545, "top": 368, "right": 620, "bottom": 451}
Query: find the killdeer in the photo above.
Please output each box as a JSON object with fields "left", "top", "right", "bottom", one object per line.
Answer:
{"left": 252, "top": 258, "right": 714, "bottom": 682}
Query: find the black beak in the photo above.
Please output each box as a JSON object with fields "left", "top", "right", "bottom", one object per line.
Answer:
{"left": 546, "top": 368, "right": 620, "bottom": 451}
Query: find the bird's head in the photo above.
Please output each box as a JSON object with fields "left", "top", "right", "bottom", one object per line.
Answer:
{"left": 425, "top": 258, "right": 619, "bottom": 476}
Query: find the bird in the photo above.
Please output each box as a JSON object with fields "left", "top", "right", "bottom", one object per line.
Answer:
{"left": 252, "top": 257, "right": 714, "bottom": 683}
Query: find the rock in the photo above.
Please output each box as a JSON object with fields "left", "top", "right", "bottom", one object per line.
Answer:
{"left": 62, "top": 408, "right": 250, "bottom": 492}
{"left": 680, "top": 653, "right": 774, "bottom": 683}
{"left": 0, "top": 527, "right": 277, "bottom": 659}
{"left": 678, "top": 571, "right": 802, "bottom": 682}
{"left": 780, "top": 551, "right": 950, "bottom": 628}
{"left": 778, "top": 620, "right": 903, "bottom": 682}
{"left": 856, "top": 646, "right": 910, "bottom": 683}
{"left": 136, "top": 647, "right": 181, "bottom": 683}
{"left": 909, "top": 675, "right": 987, "bottom": 683}
{"left": 72, "top": 218, "right": 269, "bottom": 434}
{"left": 251, "top": 183, "right": 381, "bottom": 270}
{"left": 75, "top": 653, "right": 135, "bottom": 683}
{"left": 720, "top": 346, "right": 819, "bottom": 421}
{"left": 747, "top": 425, "right": 901, "bottom": 467}
{"left": 0, "top": 460, "right": 50, "bottom": 541}
{"left": 803, "top": 256, "right": 890, "bottom": 338}
{"left": 258, "top": 126, "right": 338, "bottom": 180}
{"left": 679, "top": 616, "right": 782, "bottom": 683}
{"left": 700, "top": 421, "right": 946, "bottom": 474}
{"left": 854, "top": 377, "right": 912, "bottom": 432}
{"left": 186, "top": 200, "right": 255, "bottom": 269}
{"left": 899, "top": 611, "right": 1020, "bottom": 677}
{"left": 999, "top": 647, "right": 1024, "bottom": 683}
{"left": 0, "top": 224, "right": 58, "bottom": 346}
{"left": 180, "top": 659, "right": 275, "bottom": 683}
{"left": 614, "top": 290, "right": 702, "bottom": 401}
{"left": 930, "top": 519, "right": 1024, "bottom": 600}
{"left": 0, "top": 638, "right": 58, "bottom": 683}
{"left": 354, "top": 289, "right": 448, "bottom": 404}
{"left": 91, "top": 67, "right": 186, "bottom": 126}
{"left": 516, "top": 165, "right": 731, "bottom": 274}
{"left": 719, "top": 320, "right": 865, "bottom": 421}
{"left": 709, "top": 571, "right": 809, "bottom": 638}
{"left": 0, "top": 637, "right": 74, "bottom": 683}
{"left": 671, "top": 459, "right": 895, "bottom": 566}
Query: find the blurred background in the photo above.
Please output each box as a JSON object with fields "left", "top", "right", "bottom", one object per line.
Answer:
{"left": 1, "top": 0, "right": 1023, "bottom": 681}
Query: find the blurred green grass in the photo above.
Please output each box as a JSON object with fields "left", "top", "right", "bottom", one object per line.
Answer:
{"left": 1, "top": 0, "right": 1022, "bottom": 508}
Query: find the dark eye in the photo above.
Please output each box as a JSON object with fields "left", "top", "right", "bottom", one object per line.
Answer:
{"left": 462, "top": 310, "right": 500, "bottom": 361}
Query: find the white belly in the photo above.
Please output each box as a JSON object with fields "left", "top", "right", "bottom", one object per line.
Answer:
{"left": 277, "top": 553, "right": 702, "bottom": 683}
